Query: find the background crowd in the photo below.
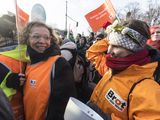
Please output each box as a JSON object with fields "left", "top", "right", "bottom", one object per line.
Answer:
{"left": 0, "top": 9, "right": 160, "bottom": 120}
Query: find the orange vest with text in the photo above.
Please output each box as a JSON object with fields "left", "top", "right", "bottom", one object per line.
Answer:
{"left": 23, "top": 55, "right": 59, "bottom": 120}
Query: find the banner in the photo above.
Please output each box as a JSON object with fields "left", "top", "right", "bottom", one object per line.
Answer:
{"left": 15, "top": 1, "right": 29, "bottom": 31}
{"left": 105, "top": 0, "right": 116, "bottom": 21}
{"left": 85, "top": 1, "right": 116, "bottom": 32}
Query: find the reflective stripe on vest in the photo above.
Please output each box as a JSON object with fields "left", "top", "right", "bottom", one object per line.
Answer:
{"left": 0, "top": 55, "right": 25, "bottom": 119}
{"left": 0, "top": 71, "right": 16, "bottom": 99}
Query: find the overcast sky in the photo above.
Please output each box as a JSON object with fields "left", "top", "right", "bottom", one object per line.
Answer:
{"left": 0, "top": 0, "right": 160, "bottom": 35}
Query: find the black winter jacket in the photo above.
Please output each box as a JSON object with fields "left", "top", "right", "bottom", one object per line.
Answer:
{"left": 27, "top": 43, "right": 77, "bottom": 120}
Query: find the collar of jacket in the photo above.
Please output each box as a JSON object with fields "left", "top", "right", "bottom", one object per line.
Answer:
{"left": 112, "top": 62, "right": 158, "bottom": 79}
{"left": 27, "top": 43, "right": 61, "bottom": 64}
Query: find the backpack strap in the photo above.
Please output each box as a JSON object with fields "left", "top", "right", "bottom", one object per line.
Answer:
{"left": 153, "top": 61, "right": 160, "bottom": 84}
{"left": 127, "top": 78, "right": 150, "bottom": 120}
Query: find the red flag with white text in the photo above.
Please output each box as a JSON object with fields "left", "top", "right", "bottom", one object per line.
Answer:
{"left": 85, "top": 1, "right": 116, "bottom": 32}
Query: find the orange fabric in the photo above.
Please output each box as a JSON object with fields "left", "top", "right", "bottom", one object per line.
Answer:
{"left": 23, "top": 55, "right": 59, "bottom": 120}
{"left": 0, "top": 55, "right": 25, "bottom": 72}
{"left": 0, "top": 55, "right": 25, "bottom": 120}
{"left": 16, "top": 3, "right": 29, "bottom": 31}
{"left": 104, "top": 0, "right": 116, "bottom": 20}
{"left": 10, "top": 91, "right": 24, "bottom": 120}
{"left": 86, "top": 40, "right": 160, "bottom": 120}
{"left": 86, "top": 38, "right": 109, "bottom": 76}
{"left": 85, "top": 2, "right": 116, "bottom": 32}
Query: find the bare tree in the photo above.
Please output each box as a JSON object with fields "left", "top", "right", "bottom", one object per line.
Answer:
{"left": 144, "top": 0, "right": 160, "bottom": 25}
{"left": 116, "top": 2, "right": 142, "bottom": 23}
{"left": 116, "top": 0, "right": 160, "bottom": 26}
{"left": 124, "top": 2, "right": 141, "bottom": 20}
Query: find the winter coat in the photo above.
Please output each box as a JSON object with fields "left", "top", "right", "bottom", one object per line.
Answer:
{"left": 86, "top": 38, "right": 160, "bottom": 120}
{"left": 24, "top": 44, "right": 77, "bottom": 120}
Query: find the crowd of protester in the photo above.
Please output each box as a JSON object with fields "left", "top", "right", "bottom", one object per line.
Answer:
{"left": 0, "top": 11, "right": 160, "bottom": 120}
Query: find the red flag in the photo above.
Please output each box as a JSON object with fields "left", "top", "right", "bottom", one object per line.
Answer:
{"left": 15, "top": 1, "right": 29, "bottom": 31}
{"left": 85, "top": 2, "right": 116, "bottom": 32}
{"left": 105, "top": 0, "right": 116, "bottom": 21}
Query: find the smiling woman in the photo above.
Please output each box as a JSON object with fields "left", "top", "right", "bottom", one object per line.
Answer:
{"left": 20, "top": 21, "right": 77, "bottom": 120}
{"left": 29, "top": 26, "right": 52, "bottom": 53}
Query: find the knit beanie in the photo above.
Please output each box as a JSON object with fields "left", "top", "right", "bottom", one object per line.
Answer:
{"left": 107, "top": 19, "right": 150, "bottom": 52}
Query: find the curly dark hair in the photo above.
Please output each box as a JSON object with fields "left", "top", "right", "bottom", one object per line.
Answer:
{"left": 20, "top": 21, "right": 57, "bottom": 45}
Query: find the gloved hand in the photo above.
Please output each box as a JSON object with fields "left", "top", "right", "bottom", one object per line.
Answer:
{"left": 6, "top": 73, "right": 25, "bottom": 90}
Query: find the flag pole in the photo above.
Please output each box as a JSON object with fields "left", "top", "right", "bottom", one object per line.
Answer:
{"left": 14, "top": 0, "right": 23, "bottom": 73}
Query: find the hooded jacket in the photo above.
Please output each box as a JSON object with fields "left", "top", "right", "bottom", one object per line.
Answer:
{"left": 86, "top": 38, "right": 160, "bottom": 120}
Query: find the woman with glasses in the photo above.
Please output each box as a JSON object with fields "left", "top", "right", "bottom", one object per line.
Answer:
{"left": 20, "top": 21, "right": 77, "bottom": 120}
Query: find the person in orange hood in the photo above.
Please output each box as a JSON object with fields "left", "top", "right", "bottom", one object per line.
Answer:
{"left": 147, "top": 25, "right": 160, "bottom": 50}
{"left": 86, "top": 19, "right": 160, "bottom": 120}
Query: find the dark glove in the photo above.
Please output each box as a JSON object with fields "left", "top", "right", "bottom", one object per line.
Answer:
{"left": 6, "top": 73, "right": 25, "bottom": 90}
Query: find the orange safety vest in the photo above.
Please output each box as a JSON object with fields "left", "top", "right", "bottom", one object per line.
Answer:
{"left": 23, "top": 55, "right": 60, "bottom": 120}
{"left": 0, "top": 55, "right": 25, "bottom": 120}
